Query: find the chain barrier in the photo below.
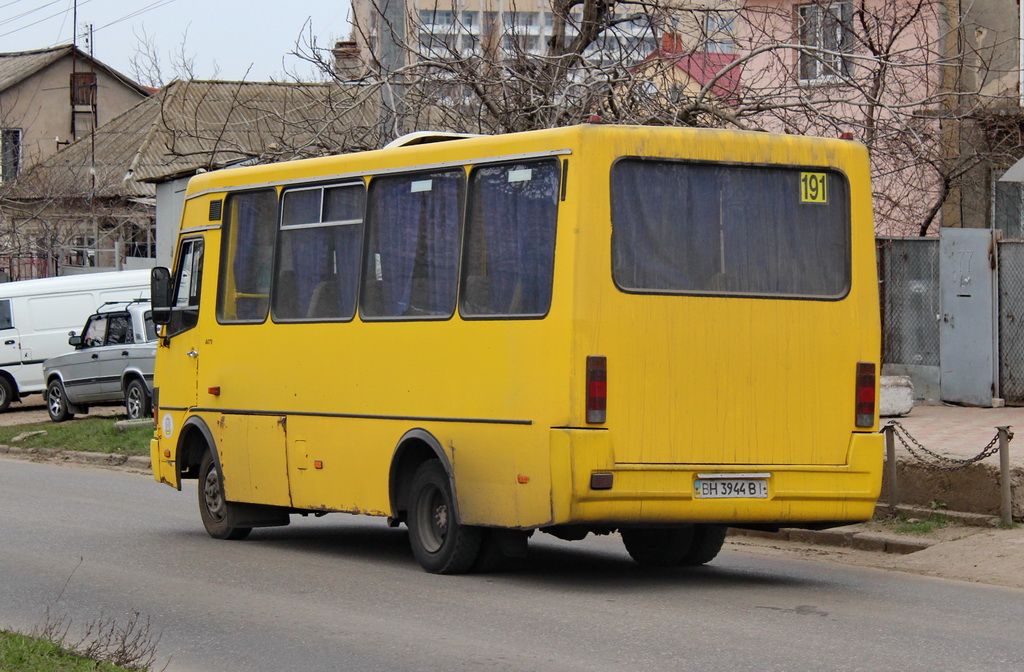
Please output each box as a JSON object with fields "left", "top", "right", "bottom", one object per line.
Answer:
{"left": 884, "top": 421, "right": 1009, "bottom": 471}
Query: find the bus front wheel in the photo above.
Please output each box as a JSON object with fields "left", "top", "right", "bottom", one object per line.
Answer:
{"left": 621, "top": 527, "right": 695, "bottom": 567}
{"left": 198, "top": 451, "right": 252, "bottom": 541}
{"left": 407, "top": 460, "right": 482, "bottom": 574}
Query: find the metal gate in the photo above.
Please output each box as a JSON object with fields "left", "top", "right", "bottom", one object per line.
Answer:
{"left": 998, "top": 240, "right": 1024, "bottom": 403}
{"left": 938, "top": 229, "right": 998, "bottom": 406}
{"left": 877, "top": 237, "right": 941, "bottom": 399}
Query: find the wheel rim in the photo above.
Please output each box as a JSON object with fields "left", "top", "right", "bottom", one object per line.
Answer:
{"left": 48, "top": 386, "right": 63, "bottom": 416}
{"left": 126, "top": 387, "right": 141, "bottom": 418}
{"left": 415, "top": 483, "right": 448, "bottom": 553}
{"left": 203, "top": 465, "right": 227, "bottom": 523}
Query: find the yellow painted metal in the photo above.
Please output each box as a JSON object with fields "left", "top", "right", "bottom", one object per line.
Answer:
{"left": 151, "top": 124, "right": 881, "bottom": 531}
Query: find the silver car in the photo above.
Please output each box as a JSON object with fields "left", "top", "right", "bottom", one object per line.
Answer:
{"left": 43, "top": 300, "right": 156, "bottom": 422}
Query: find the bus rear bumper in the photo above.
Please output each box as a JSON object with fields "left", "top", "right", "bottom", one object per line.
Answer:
{"left": 550, "top": 429, "right": 883, "bottom": 527}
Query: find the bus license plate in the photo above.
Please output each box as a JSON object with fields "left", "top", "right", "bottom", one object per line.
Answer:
{"left": 694, "top": 478, "right": 768, "bottom": 499}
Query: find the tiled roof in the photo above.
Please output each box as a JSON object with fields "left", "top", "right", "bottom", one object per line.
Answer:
{"left": 0, "top": 46, "right": 70, "bottom": 92}
{"left": 0, "top": 45, "right": 149, "bottom": 96}
{"left": 7, "top": 79, "right": 381, "bottom": 200}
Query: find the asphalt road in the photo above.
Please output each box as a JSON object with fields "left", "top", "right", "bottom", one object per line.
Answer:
{"left": 1, "top": 457, "right": 1022, "bottom": 672}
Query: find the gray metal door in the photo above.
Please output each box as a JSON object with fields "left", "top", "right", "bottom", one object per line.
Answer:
{"left": 939, "top": 228, "right": 998, "bottom": 406}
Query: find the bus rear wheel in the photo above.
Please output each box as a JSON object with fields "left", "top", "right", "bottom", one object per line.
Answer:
{"left": 198, "top": 451, "right": 252, "bottom": 541}
{"left": 679, "top": 524, "right": 728, "bottom": 566}
{"left": 621, "top": 526, "right": 695, "bottom": 567}
{"left": 407, "top": 460, "right": 482, "bottom": 574}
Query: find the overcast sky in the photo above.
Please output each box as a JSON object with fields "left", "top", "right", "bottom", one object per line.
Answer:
{"left": 1, "top": 0, "right": 351, "bottom": 83}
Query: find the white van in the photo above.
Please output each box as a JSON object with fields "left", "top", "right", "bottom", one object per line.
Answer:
{"left": 0, "top": 270, "right": 150, "bottom": 411}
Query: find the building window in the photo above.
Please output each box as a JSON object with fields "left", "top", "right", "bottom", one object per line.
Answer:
{"left": 705, "top": 12, "right": 736, "bottom": 54}
{"left": 70, "top": 71, "right": 97, "bottom": 106}
{"left": 797, "top": 1, "right": 854, "bottom": 82}
{"left": 0, "top": 129, "right": 21, "bottom": 183}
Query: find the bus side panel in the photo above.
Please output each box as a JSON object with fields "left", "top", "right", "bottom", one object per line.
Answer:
{"left": 285, "top": 415, "right": 394, "bottom": 516}
{"left": 444, "top": 423, "right": 554, "bottom": 529}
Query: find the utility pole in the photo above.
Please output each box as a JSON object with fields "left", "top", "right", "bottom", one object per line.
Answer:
{"left": 377, "top": 0, "right": 407, "bottom": 142}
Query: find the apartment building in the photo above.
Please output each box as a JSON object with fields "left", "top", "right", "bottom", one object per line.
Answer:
{"left": 349, "top": 0, "right": 738, "bottom": 66}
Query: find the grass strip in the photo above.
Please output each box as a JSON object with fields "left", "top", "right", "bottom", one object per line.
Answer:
{"left": 0, "top": 630, "right": 136, "bottom": 672}
{"left": 0, "top": 417, "right": 152, "bottom": 456}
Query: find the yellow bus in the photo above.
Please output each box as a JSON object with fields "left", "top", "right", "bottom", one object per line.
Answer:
{"left": 149, "top": 124, "right": 882, "bottom": 574}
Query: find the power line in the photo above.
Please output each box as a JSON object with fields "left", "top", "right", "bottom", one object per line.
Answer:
{"left": 0, "top": 0, "right": 68, "bottom": 28}
{"left": 93, "top": 0, "right": 179, "bottom": 33}
{"left": 0, "top": 0, "right": 96, "bottom": 39}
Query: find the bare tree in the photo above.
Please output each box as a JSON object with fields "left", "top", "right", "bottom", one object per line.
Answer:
{"left": 285, "top": 0, "right": 1020, "bottom": 236}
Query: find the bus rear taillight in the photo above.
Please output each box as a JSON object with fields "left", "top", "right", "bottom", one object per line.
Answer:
{"left": 586, "top": 356, "right": 607, "bottom": 424}
{"left": 855, "top": 362, "right": 876, "bottom": 428}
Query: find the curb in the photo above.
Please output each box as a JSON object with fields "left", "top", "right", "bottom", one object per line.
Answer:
{"left": 0, "top": 444, "right": 151, "bottom": 471}
{"left": 728, "top": 526, "right": 932, "bottom": 555}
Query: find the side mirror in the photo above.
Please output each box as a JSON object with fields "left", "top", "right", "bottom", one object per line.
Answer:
{"left": 69, "top": 334, "right": 82, "bottom": 347}
{"left": 151, "top": 267, "right": 172, "bottom": 325}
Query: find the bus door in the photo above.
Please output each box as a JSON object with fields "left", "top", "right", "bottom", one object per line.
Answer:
{"left": 158, "top": 237, "right": 205, "bottom": 414}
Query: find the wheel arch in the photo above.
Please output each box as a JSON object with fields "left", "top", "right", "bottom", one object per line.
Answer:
{"left": 175, "top": 416, "right": 219, "bottom": 492}
{"left": 388, "top": 428, "right": 456, "bottom": 525}
{"left": 0, "top": 368, "right": 19, "bottom": 396}
{"left": 120, "top": 368, "right": 149, "bottom": 395}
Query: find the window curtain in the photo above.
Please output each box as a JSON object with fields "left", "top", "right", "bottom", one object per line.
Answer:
{"left": 475, "top": 162, "right": 559, "bottom": 314}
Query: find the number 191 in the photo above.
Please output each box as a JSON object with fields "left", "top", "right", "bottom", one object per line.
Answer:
{"left": 801, "top": 172, "right": 828, "bottom": 203}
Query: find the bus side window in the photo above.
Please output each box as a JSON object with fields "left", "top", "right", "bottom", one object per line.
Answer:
{"left": 273, "top": 183, "right": 365, "bottom": 322}
{"left": 361, "top": 170, "right": 464, "bottom": 319}
{"left": 167, "top": 238, "right": 204, "bottom": 337}
{"left": 218, "top": 190, "right": 278, "bottom": 324}
{"left": 461, "top": 159, "right": 560, "bottom": 318}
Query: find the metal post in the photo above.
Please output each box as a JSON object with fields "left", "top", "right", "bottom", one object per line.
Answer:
{"left": 997, "top": 426, "right": 1013, "bottom": 527}
{"left": 884, "top": 423, "right": 898, "bottom": 515}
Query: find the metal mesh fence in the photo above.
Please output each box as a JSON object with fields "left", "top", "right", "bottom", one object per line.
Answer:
{"left": 999, "top": 241, "right": 1024, "bottom": 403}
{"left": 877, "top": 238, "right": 940, "bottom": 367}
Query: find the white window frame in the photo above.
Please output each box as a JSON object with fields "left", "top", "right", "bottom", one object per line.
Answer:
{"left": 797, "top": 1, "right": 854, "bottom": 84}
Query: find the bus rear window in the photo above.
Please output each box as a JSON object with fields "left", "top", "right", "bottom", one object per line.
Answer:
{"left": 611, "top": 159, "right": 850, "bottom": 298}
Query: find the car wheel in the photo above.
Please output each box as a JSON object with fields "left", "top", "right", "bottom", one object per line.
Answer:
{"left": 198, "top": 450, "right": 252, "bottom": 540}
{"left": 621, "top": 526, "right": 695, "bottom": 567}
{"left": 0, "top": 376, "right": 12, "bottom": 412}
{"left": 46, "top": 379, "right": 74, "bottom": 422}
{"left": 407, "top": 460, "right": 482, "bottom": 574}
{"left": 125, "top": 379, "right": 151, "bottom": 420}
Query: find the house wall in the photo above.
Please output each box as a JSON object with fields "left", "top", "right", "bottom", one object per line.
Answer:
{"left": 0, "top": 53, "right": 147, "bottom": 175}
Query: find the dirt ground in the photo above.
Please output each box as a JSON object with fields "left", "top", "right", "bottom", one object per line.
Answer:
{"left": 0, "top": 397, "right": 120, "bottom": 426}
{"left": 727, "top": 523, "right": 1024, "bottom": 590}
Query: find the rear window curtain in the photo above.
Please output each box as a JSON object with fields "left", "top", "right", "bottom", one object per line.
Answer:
{"left": 611, "top": 160, "right": 850, "bottom": 298}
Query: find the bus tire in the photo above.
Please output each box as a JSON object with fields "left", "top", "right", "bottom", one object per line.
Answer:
{"left": 679, "top": 524, "right": 728, "bottom": 566}
{"left": 46, "top": 380, "right": 74, "bottom": 422}
{"left": 198, "top": 451, "right": 252, "bottom": 541}
{"left": 407, "top": 460, "right": 482, "bottom": 574}
{"left": 621, "top": 527, "right": 695, "bottom": 567}
{"left": 0, "top": 376, "right": 12, "bottom": 412}
{"left": 124, "top": 379, "right": 151, "bottom": 420}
